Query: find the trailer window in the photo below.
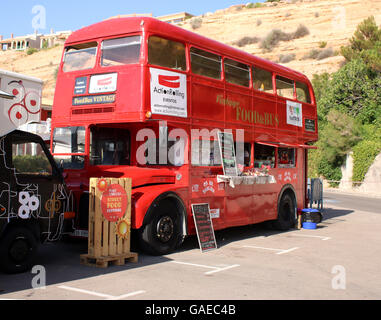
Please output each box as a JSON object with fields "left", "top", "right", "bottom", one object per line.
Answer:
{"left": 296, "top": 81, "right": 311, "bottom": 104}
{"left": 254, "top": 143, "right": 275, "bottom": 168}
{"left": 278, "top": 148, "right": 296, "bottom": 168}
{"left": 276, "top": 76, "right": 295, "bottom": 99}
{"left": 224, "top": 58, "right": 250, "bottom": 87}
{"left": 101, "top": 36, "right": 141, "bottom": 66}
{"left": 252, "top": 67, "right": 273, "bottom": 93}
{"left": 190, "top": 47, "right": 221, "bottom": 80}
{"left": 63, "top": 42, "right": 97, "bottom": 72}
{"left": 148, "top": 36, "right": 186, "bottom": 71}
{"left": 12, "top": 142, "right": 52, "bottom": 175}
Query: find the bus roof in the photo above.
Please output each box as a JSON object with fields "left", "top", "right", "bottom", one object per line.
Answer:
{"left": 66, "top": 17, "right": 309, "bottom": 83}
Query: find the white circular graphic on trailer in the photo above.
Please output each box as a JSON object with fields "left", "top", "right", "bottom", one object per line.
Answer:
{"left": 7, "top": 81, "right": 25, "bottom": 104}
{"left": 24, "top": 91, "right": 41, "bottom": 114}
{"left": 8, "top": 104, "right": 29, "bottom": 126}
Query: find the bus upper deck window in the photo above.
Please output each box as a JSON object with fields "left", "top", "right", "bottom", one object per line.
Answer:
{"left": 296, "top": 81, "right": 312, "bottom": 104}
{"left": 224, "top": 58, "right": 250, "bottom": 87}
{"left": 252, "top": 67, "right": 273, "bottom": 93}
{"left": 63, "top": 42, "right": 98, "bottom": 72}
{"left": 190, "top": 47, "right": 221, "bottom": 80}
{"left": 148, "top": 36, "right": 186, "bottom": 71}
{"left": 276, "top": 75, "right": 295, "bottom": 99}
{"left": 101, "top": 36, "right": 141, "bottom": 67}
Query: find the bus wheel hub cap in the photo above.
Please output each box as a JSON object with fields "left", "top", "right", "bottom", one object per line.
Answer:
{"left": 157, "top": 216, "right": 174, "bottom": 243}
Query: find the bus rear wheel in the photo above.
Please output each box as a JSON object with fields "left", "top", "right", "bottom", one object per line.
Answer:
{"left": 0, "top": 226, "right": 38, "bottom": 274}
{"left": 138, "top": 199, "right": 182, "bottom": 255}
{"left": 271, "top": 192, "right": 297, "bottom": 231}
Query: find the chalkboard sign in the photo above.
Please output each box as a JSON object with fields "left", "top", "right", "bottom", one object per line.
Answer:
{"left": 191, "top": 203, "right": 217, "bottom": 252}
{"left": 218, "top": 132, "right": 238, "bottom": 176}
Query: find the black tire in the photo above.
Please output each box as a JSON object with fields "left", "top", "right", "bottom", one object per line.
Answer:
{"left": 138, "top": 199, "right": 183, "bottom": 255}
{"left": 271, "top": 192, "right": 297, "bottom": 231}
{"left": 0, "top": 226, "right": 38, "bottom": 274}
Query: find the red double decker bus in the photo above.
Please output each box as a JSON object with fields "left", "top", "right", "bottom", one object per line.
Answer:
{"left": 51, "top": 17, "right": 318, "bottom": 255}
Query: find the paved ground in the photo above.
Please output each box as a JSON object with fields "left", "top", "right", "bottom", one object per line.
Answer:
{"left": 0, "top": 190, "right": 381, "bottom": 301}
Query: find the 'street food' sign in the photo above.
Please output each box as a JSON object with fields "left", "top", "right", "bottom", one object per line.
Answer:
{"left": 100, "top": 184, "right": 128, "bottom": 222}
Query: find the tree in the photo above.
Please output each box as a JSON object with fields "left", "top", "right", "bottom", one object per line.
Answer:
{"left": 341, "top": 16, "right": 381, "bottom": 71}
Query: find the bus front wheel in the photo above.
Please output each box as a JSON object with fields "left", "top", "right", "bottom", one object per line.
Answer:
{"left": 138, "top": 199, "right": 183, "bottom": 255}
{"left": 271, "top": 191, "right": 297, "bottom": 231}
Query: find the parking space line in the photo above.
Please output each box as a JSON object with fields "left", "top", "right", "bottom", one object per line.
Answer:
{"left": 276, "top": 247, "right": 299, "bottom": 255}
{"left": 58, "top": 285, "right": 146, "bottom": 300}
{"left": 242, "top": 245, "right": 299, "bottom": 255}
{"left": 290, "top": 234, "right": 331, "bottom": 241}
{"left": 204, "top": 264, "right": 240, "bottom": 275}
{"left": 171, "top": 261, "right": 240, "bottom": 274}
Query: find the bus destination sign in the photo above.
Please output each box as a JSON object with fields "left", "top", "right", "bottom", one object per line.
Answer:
{"left": 191, "top": 203, "right": 217, "bottom": 252}
{"left": 72, "top": 94, "right": 116, "bottom": 106}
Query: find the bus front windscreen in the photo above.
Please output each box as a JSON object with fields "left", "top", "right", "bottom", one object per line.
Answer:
{"left": 52, "top": 126, "right": 86, "bottom": 169}
{"left": 63, "top": 42, "right": 98, "bottom": 72}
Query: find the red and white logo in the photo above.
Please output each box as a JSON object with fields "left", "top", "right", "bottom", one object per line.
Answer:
{"left": 89, "top": 73, "right": 118, "bottom": 94}
{"left": 158, "top": 75, "right": 180, "bottom": 88}
{"left": 97, "top": 76, "right": 113, "bottom": 86}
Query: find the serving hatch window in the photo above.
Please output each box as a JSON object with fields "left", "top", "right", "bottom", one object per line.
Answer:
{"left": 278, "top": 148, "right": 296, "bottom": 168}
{"left": 148, "top": 36, "right": 186, "bottom": 71}
{"left": 101, "top": 36, "right": 141, "bottom": 67}
{"left": 63, "top": 42, "right": 98, "bottom": 72}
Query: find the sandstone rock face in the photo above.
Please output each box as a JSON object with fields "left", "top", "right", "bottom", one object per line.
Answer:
{"left": 1, "top": 0, "right": 380, "bottom": 103}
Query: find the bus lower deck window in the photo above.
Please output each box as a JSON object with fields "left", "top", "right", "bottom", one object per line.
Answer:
{"left": 90, "top": 128, "right": 130, "bottom": 166}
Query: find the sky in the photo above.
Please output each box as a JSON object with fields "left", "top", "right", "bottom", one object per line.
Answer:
{"left": 0, "top": 0, "right": 263, "bottom": 39}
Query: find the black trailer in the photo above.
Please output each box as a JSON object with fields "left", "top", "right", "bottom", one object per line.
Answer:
{"left": 0, "top": 130, "right": 74, "bottom": 273}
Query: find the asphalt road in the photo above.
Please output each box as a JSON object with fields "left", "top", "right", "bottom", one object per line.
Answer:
{"left": 0, "top": 190, "right": 380, "bottom": 302}
{"left": 323, "top": 190, "right": 381, "bottom": 213}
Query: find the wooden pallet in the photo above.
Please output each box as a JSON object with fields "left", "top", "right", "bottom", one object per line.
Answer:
{"left": 80, "top": 252, "right": 138, "bottom": 268}
{"left": 80, "top": 178, "right": 138, "bottom": 268}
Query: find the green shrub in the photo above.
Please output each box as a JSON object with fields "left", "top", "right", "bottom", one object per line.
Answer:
{"left": 190, "top": 17, "right": 202, "bottom": 30}
{"left": 316, "top": 47, "right": 335, "bottom": 60}
{"left": 319, "top": 41, "right": 327, "bottom": 48}
{"left": 233, "top": 36, "right": 260, "bottom": 47}
{"left": 260, "top": 29, "right": 291, "bottom": 51}
{"left": 260, "top": 25, "right": 309, "bottom": 51}
{"left": 352, "top": 140, "right": 381, "bottom": 183}
{"left": 293, "top": 24, "right": 310, "bottom": 39}
{"left": 278, "top": 53, "right": 296, "bottom": 63}
{"left": 26, "top": 48, "right": 38, "bottom": 55}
